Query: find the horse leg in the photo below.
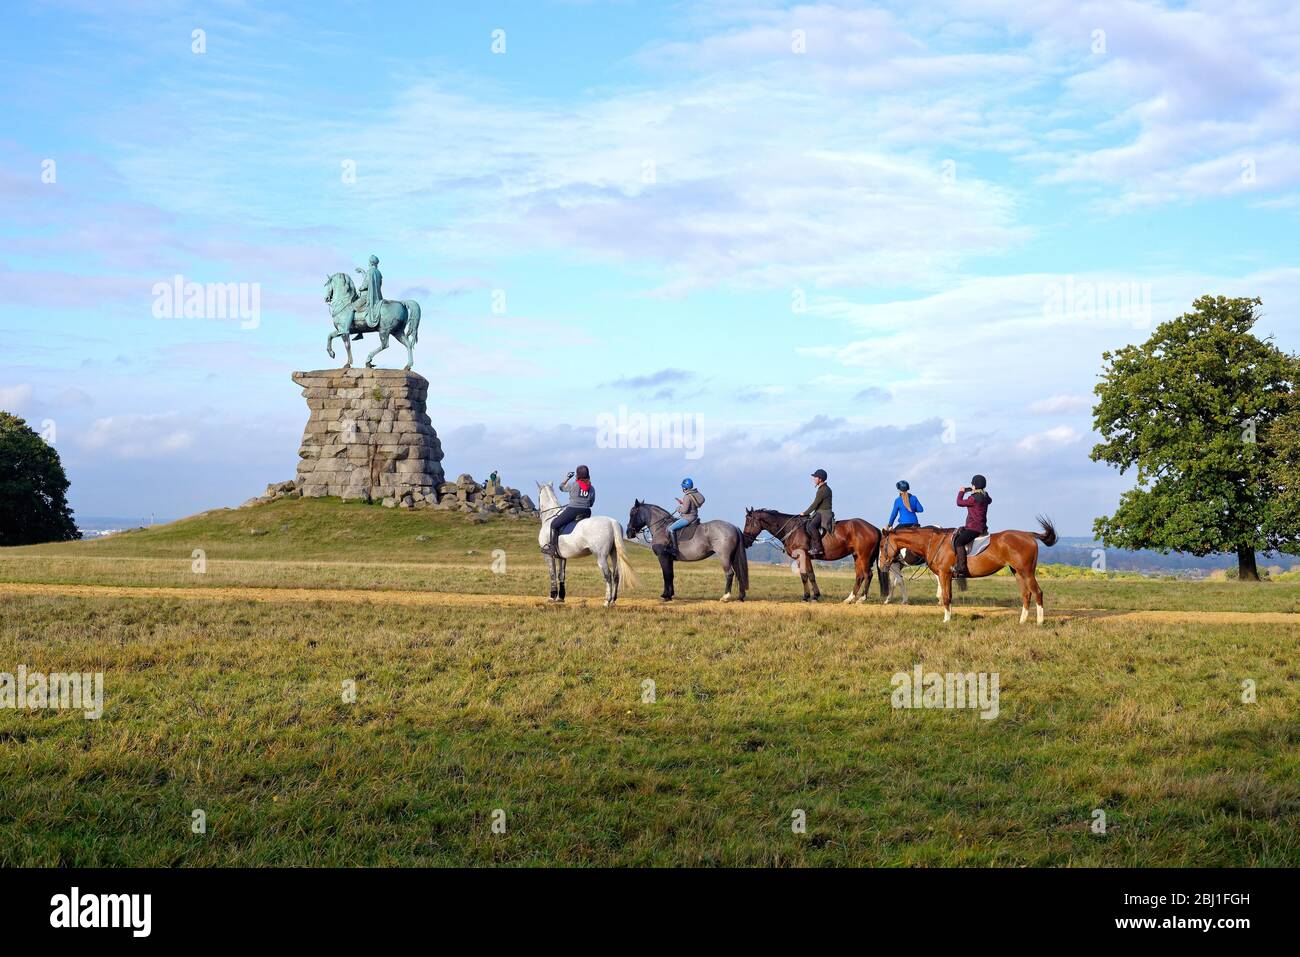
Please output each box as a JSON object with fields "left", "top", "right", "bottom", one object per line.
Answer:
{"left": 547, "top": 554, "right": 558, "bottom": 602}
{"left": 1030, "top": 572, "right": 1044, "bottom": 625}
{"left": 558, "top": 557, "right": 566, "bottom": 603}
{"left": 856, "top": 549, "right": 872, "bottom": 603}
{"left": 343, "top": 330, "right": 354, "bottom": 368}
{"left": 365, "top": 332, "right": 389, "bottom": 369}
{"left": 1012, "top": 567, "right": 1031, "bottom": 624}
{"left": 721, "top": 554, "right": 734, "bottom": 602}
{"left": 897, "top": 565, "right": 909, "bottom": 604}
{"left": 326, "top": 330, "right": 337, "bottom": 360}
{"left": 596, "top": 548, "right": 613, "bottom": 607}
{"left": 938, "top": 568, "right": 954, "bottom": 622}
{"left": 392, "top": 327, "right": 414, "bottom": 371}
{"left": 656, "top": 550, "right": 673, "bottom": 601}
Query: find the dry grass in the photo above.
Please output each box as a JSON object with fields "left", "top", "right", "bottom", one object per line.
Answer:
{"left": 1, "top": 499, "right": 1298, "bottom": 866}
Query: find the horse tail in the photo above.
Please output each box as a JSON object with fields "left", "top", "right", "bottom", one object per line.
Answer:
{"left": 404, "top": 301, "right": 421, "bottom": 344}
{"left": 614, "top": 531, "right": 639, "bottom": 589}
{"left": 866, "top": 522, "right": 882, "bottom": 596}
{"left": 1033, "top": 515, "right": 1057, "bottom": 547}
{"left": 732, "top": 530, "right": 749, "bottom": 593}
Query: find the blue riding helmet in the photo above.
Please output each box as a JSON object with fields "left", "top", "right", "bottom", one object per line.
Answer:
{"left": 896, "top": 480, "right": 910, "bottom": 491}
{"left": 681, "top": 477, "right": 694, "bottom": 490}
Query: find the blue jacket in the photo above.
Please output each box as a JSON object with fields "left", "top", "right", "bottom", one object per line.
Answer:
{"left": 888, "top": 493, "right": 923, "bottom": 527}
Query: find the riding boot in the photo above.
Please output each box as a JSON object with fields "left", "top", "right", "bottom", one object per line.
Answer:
{"left": 954, "top": 543, "right": 969, "bottom": 578}
{"left": 805, "top": 522, "right": 824, "bottom": 559}
{"left": 667, "top": 528, "right": 680, "bottom": 558}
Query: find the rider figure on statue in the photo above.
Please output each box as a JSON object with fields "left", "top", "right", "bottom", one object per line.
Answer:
{"left": 355, "top": 255, "right": 383, "bottom": 328}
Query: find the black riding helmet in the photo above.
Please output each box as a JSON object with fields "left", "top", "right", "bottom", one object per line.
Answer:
{"left": 970, "top": 474, "right": 986, "bottom": 489}
{"left": 896, "top": 480, "right": 910, "bottom": 491}
{"left": 811, "top": 468, "right": 828, "bottom": 481}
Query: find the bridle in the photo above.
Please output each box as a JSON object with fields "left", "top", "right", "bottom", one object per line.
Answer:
{"left": 747, "top": 509, "right": 803, "bottom": 550}
{"left": 629, "top": 503, "right": 673, "bottom": 545}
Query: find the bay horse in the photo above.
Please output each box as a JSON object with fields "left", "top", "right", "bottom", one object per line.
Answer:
{"left": 878, "top": 518, "right": 1057, "bottom": 624}
{"left": 742, "top": 508, "right": 882, "bottom": 602}
{"left": 626, "top": 501, "right": 749, "bottom": 602}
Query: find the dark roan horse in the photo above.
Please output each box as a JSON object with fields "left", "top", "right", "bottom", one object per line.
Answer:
{"left": 626, "top": 501, "right": 749, "bottom": 602}
{"left": 741, "top": 508, "right": 882, "bottom": 602}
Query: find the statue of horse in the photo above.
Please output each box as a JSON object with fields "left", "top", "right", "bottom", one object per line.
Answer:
{"left": 323, "top": 272, "right": 421, "bottom": 370}
{"left": 878, "top": 519, "right": 1057, "bottom": 623}
{"left": 742, "top": 508, "right": 882, "bottom": 603}
{"left": 536, "top": 480, "right": 639, "bottom": 607}
{"left": 626, "top": 500, "right": 748, "bottom": 602}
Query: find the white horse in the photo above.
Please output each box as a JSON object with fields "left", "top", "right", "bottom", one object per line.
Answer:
{"left": 536, "top": 481, "right": 638, "bottom": 606}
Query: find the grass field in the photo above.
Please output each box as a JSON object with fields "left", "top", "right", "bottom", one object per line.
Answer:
{"left": 2, "top": 498, "right": 1298, "bottom": 866}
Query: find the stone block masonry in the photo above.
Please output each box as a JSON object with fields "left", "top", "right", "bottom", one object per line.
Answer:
{"left": 291, "top": 368, "right": 445, "bottom": 507}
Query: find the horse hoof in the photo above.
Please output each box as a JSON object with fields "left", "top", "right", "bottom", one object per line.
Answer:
{"left": 404, "top": 364, "right": 412, "bottom": 371}
{"left": 720, "top": 594, "right": 731, "bottom": 602}
{"left": 659, "top": 596, "right": 673, "bottom": 603}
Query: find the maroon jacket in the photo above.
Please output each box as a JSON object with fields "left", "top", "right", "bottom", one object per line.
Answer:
{"left": 956, "top": 490, "right": 991, "bottom": 533}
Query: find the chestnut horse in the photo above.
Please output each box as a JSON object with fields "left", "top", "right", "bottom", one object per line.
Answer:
{"left": 878, "top": 518, "right": 1057, "bottom": 624}
{"left": 742, "top": 508, "right": 882, "bottom": 602}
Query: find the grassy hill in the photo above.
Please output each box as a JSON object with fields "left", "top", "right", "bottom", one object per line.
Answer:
{"left": 2, "top": 498, "right": 1299, "bottom": 866}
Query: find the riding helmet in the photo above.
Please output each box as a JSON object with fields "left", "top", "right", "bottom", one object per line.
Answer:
{"left": 970, "top": 474, "right": 986, "bottom": 489}
{"left": 896, "top": 480, "right": 910, "bottom": 491}
{"left": 681, "top": 477, "right": 694, "bottom": 490}
{"left": 575, "top": 465, "right": 590, "bottom": 481}
{"left": 811, "top": 468, "right": 828, "bottom": 482}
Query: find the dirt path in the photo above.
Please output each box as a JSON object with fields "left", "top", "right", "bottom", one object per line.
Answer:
{"left": 2, "top": 581, "right": 1297, "bottom": 625}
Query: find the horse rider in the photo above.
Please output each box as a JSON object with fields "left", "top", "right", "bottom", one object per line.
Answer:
{"left": 801, "top": 468, "right": 834, "bottom": 559}
{"left": 543, "top": 465, "right": 595, "bottom": 556}
{"left": 667, "top": 478, "right": 705, "bottom": 557}
{"left": 954, "top": 474, "right": 991, "bottom": 577}
{"left": 887, "top": 480, "right": 924, "bottom": 528}
{"left": 354, "top": 255, "right": 383, "bottom": 330}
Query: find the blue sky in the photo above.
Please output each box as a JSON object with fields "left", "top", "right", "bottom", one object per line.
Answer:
{"left": 3, "top": 0, "right": 1298, "bottom": 534}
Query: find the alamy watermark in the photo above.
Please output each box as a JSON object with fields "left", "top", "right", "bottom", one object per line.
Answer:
{"left": 1044, "top": 275, "right": 1151, "bottom": 328}
{"left": 891, "top": 664, "right": 999, "bottom": 720}
{"left": 596, "top": 405, "right": 704, "bottom": 460}
{"left": 152, "top": 274, "right": 260, "bottom": 329}
{"left": 1, "top": 666, "right": 103, "bottom": 719}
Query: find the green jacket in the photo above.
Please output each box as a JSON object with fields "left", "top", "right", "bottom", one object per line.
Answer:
{"left": 802, "top": 483, "right": 832, "bottom": 517}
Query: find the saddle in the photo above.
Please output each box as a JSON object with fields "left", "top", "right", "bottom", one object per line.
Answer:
{"left": 674, "top": 521, "right": 702, "bottom": 543}
{"left": 556, "top": 517, "right": 584, "bottom": 537}
{"left": 953, "top": 531, "right": 992, "bottom": 557}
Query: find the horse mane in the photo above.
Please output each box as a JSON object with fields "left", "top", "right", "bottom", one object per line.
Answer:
{"left": 332, "top": 272, "right": 357, "bottom": 298}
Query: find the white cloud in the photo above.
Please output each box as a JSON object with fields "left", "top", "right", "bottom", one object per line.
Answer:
{"left": 81, "top": 414, "right": 195, "bottom": 460}
{"left": 1018, "top": 425, "right": 1082, "bottom": 452}
{"left": 0, "top": 383, "right": 33, "bottom": 412}
{"left": 1030, "top": 394, "right": 1091, "bottom": 415}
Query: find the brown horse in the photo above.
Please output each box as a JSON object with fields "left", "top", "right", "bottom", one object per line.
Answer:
{"left": 878, "top": 519, "right": 1057, "bottom": 623}
{"left": 742, "top": 508, "right": 882, "bottom": 602}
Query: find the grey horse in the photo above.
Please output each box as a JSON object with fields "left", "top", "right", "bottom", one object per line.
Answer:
{"left": 323, "top": 272, "right": 422, "bottom": 370}
{"left": 626, "top": 500, "right": 749, "bottom": 602}
{"left": 536, "top": 481, "right": 639, "bottom": 607}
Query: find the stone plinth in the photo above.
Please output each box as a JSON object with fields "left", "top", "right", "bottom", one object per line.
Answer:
{"left": 292, "top": 368, "right": 445, "bottom": 507}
